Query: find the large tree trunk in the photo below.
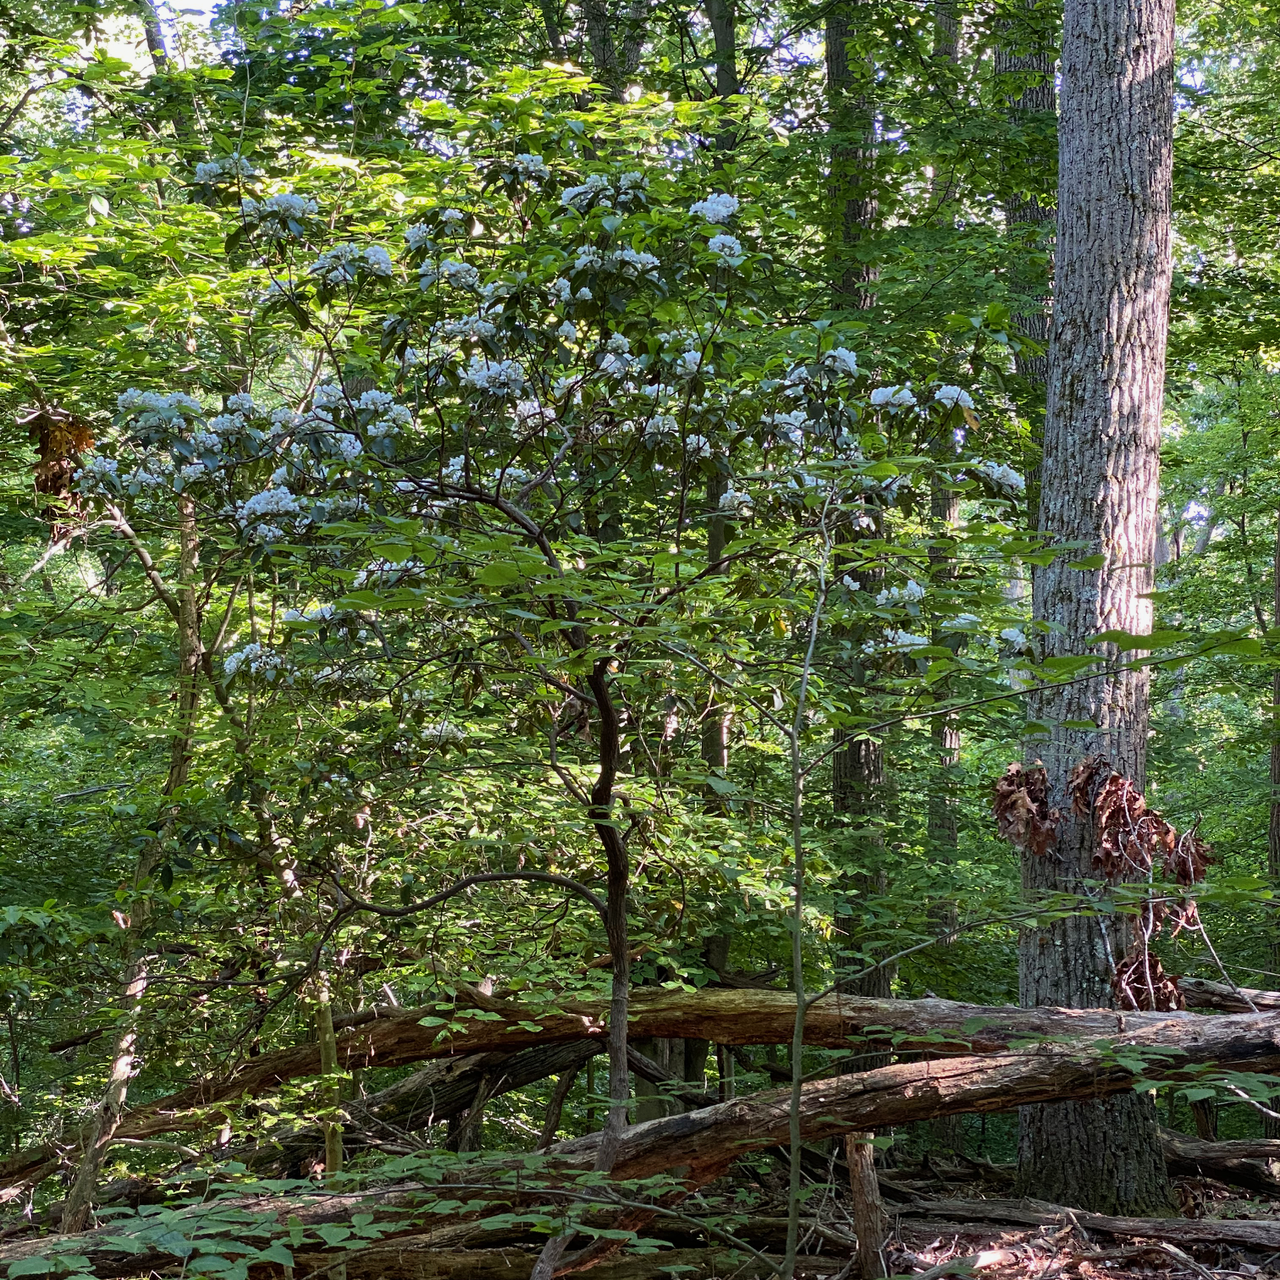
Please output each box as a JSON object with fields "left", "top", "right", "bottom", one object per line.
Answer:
{"left": 1020, "top": 0, "right": 1175, "bottom": 1214}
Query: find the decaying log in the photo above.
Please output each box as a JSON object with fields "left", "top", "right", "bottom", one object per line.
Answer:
{"left": 566, "top": 1010, "right": 1280, "bottom": 1184}
{"left": 293, "top": 1246, "right": 822, "bottom": 1279}
{"left": 4, "top": 1007, "right": 1280, "bottom": 1279}
{"left": 896, "top": 1197, "right": 1280, "bottom": 1249}
{"left": 234, "top": 1041, "right": 599, "bottom": 1172}
{"left": 4, "top": 987, "right": 1278, "bottom": 1192}
{"left": 1159, "top": 1127, "right": 1280, "bottom": 1196}
{"left": 1176, "top": 977, "right": 1280, "bottom": 1013}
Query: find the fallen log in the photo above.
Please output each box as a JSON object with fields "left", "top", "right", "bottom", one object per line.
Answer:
{"left": 1, "top": 988, "right": 1274, "bottom": 1192}
{"left": 1159, "top": 1127, "right": 1280, "bottom": 1196}
{"left": 894, "top": 1197, "right": 1280, "bottom": 1250}
{"left": 3, "top": 1009, "right": 1279, "bottom": 1277}
{"left": 234, "top": 1040, "right": 599, "bottom": 1173}
{"left": 1176, "top": 977, "right": 1280, "bottom": 1013}
{"left": 564, "top": 1010, "right": 1280, "bottom": 1184}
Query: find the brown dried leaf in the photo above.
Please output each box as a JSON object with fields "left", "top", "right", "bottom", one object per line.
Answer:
{"left": 1112, "top": 947, "right": 1184, "bottom": 1012}
{"left": 992, "top": 763, "right": 1059, "bottom": 856}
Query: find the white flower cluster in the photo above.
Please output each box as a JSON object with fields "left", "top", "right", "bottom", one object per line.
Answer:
{"left": 887, "top": 629, "right": 930, "bottom": 650}
{"left": 934, "top": 385, "right": 975, "bottom": 410}
{"left": 461, "top": 355, "right": 525, "bottom": 395}
{"left": 1000, "top": 626, "right": 1032, "bottom": 653}
{"left": 420, "top": 259, "right": 480, "bottom": 290}
{"left": 283, "top": 604, "right": 337, "bottom": 623}
{"left": 195, "top": 155, "right": 254, "bottom": 183}
{"left": 511, "top": 154, "right": 551, "bottom": 181}
{"left": 352, "top": 557, "right": 424, "bottom": 588}
{"left": 690, "top": 192, "right": 739, "bottom": 223}
{"left": 223, "top": 642, "right": 292, "bottom": 680}
{"left": 562, "top": 174, "right": 613, "bottom": 210}
{"left": 422, "top": 721, "right": 466, "bottom": 745}
{"left": 240, "top": 193, "right": 318, "bottom": 238}
{"left": 617, "top": 171, "right": 648, "bottom": 202}
{"left": 405, "top": 224, "right": 435, "bottom": 252}
{"left": 946, "top": 613, "right": 982, "bottom": 631}
{"left": 719, "top": 486, "right": 751, "bottom": 513}
{"left": 972, "top": 458, "right": 1026, "bottom": 494}
{"left": 870, "top": 384, "right": 917, "bottom": 410}
{"left": 676, "top": 350, "right": 703, "bottom": 378}
{"left": 574, "top": 246, "right": 661, "bottom": 279}
{"left": 821, "top": 347, "right": 859, "bottom": 378}
{"left": 308, "top": 243, "right": 394, "bottom": 285}
{"left": 707, "top": 234, "right": 743, "bottom": 262}
{"left": 876, "top": 579, "right": 925, "bottom": 606}
{"left": 236, "top": 487, "right": 307, "bottom": 543}
{"left": 771, "top": 409, "right": 807, "bottom": 446}
{"left": 117, "top": 389, "right": 203, "bottom": 425}
{"left": 550, "top": 276, "right": 592, "bottom": 304}
{"left": 864, "top": 629, "right": 930, "bottom": 654}
{"left": 685, "top": 433, "right": 712, "bottom": 458}
{"left": 354, "top": 389, "right": 412, "bottom": 438}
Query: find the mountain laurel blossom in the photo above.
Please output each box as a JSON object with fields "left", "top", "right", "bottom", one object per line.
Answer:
{"left": 240, "top": 193, "right": 319, "bottom": 238}
{"left": 510, "top": 154, "right": 551, "bottom": 181}
{"left": 821, "top": 347, "right": 859, "bottom": 378}
{"left": 195, "top": 155, "right": 254, "bottom": 182}
{"left": 562, "top": 174, "right": 613, "bottom": 209}
{"left": 707, "top": 234, "right": 743, "bottom": 261}
{"left": 224, "top": 643, "right": 292, "bottom": 680}
{"left": 460, "top": 356, "right": 525, "bottom": 395}
{"left": 973, "top": 458, "right": 1027, "bottom": 493}
{"left": 308, "top": 243, "right": 394, "bottom": 285}
{"left": 876, "top": 579, "right": 926, "bottom": 606}
{"left": 934, "top": 385, "right": 975, "bottom": 409}
{"left": 689, "top": 193, "right": 739, "bottom": 223}
{"left": 405, "top": 224, "right": 435, "bottom": 252}
{"left": 870, "top": 384, "right": 917, "bottom": 409}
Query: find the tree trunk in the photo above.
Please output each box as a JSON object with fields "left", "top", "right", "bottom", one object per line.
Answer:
{"left": 845, "top": 1132, "right": 887, "bottom": 1280}
{"left": 60, "top": 497, "right": 201, "bottom": 1233}
{"left": 826, "top": 4, "right": 878, "bottom": 308}
{"left": 1269, "top": 509, "right": 1280, "bottom": 1140}
{"left": 1019, "top": 0, "right": 1175, "bottom": 1214}
{"left": 315, "top": 977, "right": 344, "bottom": 1179}
{"left": 994, "top": 9, "right": 1056, "bottom": 390}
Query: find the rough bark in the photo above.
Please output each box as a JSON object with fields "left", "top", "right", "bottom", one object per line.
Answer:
{"left": 1020, "top": 0, "right": 1176, "bottom": 1214}
{"left": 845, "top": 1132, "right": 886, "bottom": 1280}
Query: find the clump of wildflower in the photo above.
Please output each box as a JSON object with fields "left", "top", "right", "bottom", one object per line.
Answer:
{"left": 690, "top": 192, "right": 739, "bottom": 223}
{"left": 934, "top": 385, "right": 975, "bottom": 410}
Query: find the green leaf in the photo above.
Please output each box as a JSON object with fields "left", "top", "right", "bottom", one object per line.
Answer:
{"left": 477, "top": 562, "right": 520, "bottom": 586}
{"left": 8, "top": 1259, "right": 55, "bottom": 1277}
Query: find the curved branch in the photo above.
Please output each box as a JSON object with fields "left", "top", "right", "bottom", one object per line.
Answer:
{"left": 334, "top": 871, "right": 608, "bottom": 926}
